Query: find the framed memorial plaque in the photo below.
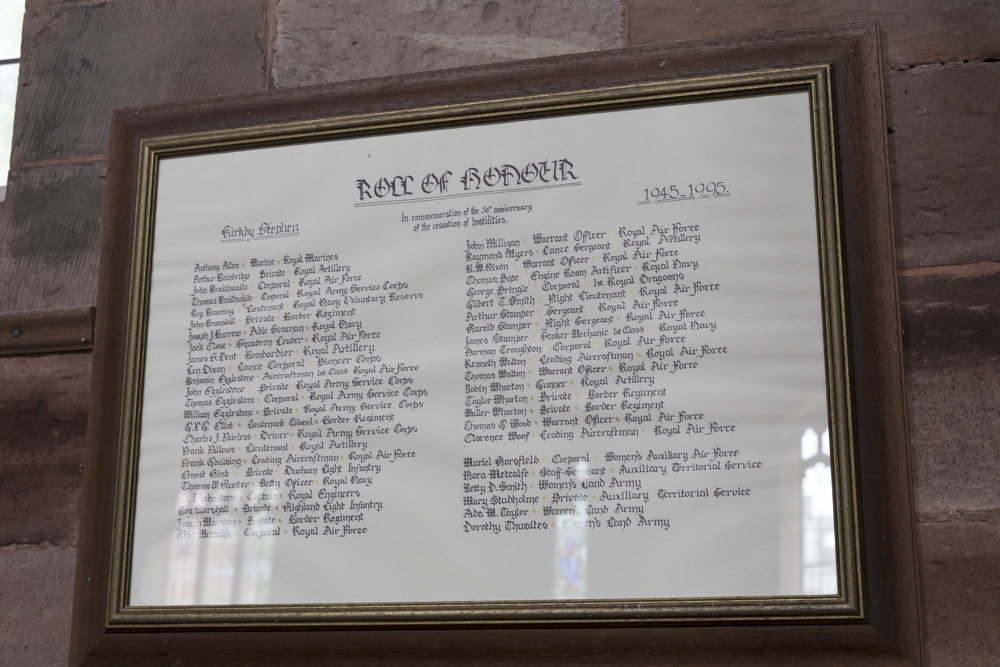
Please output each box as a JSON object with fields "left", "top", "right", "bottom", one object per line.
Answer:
{"left": 74, "top": 25, "right": 922, "bottom": 666}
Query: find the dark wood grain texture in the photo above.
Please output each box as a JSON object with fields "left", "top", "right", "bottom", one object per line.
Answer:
{"left": 71, "top": 23, "right": 920, "bottom": 665}
{"left": 833, "top": 25, "right": 924, "bottom": 666}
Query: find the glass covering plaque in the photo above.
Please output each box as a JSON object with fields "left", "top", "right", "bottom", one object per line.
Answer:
{"left": 111, "top": 66, "right": 862, "bottom": 626}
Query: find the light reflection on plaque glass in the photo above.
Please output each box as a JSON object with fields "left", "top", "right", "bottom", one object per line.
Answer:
{"left": 801, "top": 428, "right": 836, "bottom": 595}
{"left": 164, "top": 486, "right": 275, "bottom": 605}
{"left": 554, "top": 462, "right": 590, "bottom": 598}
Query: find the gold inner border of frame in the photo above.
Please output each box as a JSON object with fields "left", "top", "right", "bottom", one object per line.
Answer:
{"left": 107, "top": 64, "right": 863, "bottom": 630}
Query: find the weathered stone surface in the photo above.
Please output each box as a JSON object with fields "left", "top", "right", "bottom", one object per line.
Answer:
{"left": 273, "top": 0, "right": 623, "bottom": 88}
{"left": 906, "top": 363, "right": 1000, "bottom": 518}
{"left": 0, "top": 352, "right": 90, "bottom": 546}
{"left": 899, "top": 266, "right": 1000, "bottom": 517}
{"left": 0, "top": 161, "right": 106, "bottom": 311}
{"left": 626, "top": 0, "right": 1000, "bottom": 67}
{"left": 887, "top": 61, "right": 1000, "bottom": 268}
{"left": 919, "top": 520, "right": 1000, "bottom": 666}
{"left": 12, "top": 0, "right": 268, "bottom": 165}
{"left": 0, "top": 544, "right": 75, "bottom": 667}
{"left": 899, "top": 264, "right": 1000, "bottom": 369}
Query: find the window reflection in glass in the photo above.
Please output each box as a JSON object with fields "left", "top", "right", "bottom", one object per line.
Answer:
{"left": 554, "top": 461, "right": 589, "bottom": 599}
{"left": 801, "top": 428, "right": 836, "bottom": 595}
{"left": 238, "top": 487, "right": 276, "bottom": 604}
{"left": 165, "top": 491, "right": 202, "bottom": 605}
{"left": 164, "top": 485, "right": 276, "bottom": 605}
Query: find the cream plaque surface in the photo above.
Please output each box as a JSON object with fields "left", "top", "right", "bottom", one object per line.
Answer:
{"left": 129, "top": 91, "right": 835, "bottom": 605}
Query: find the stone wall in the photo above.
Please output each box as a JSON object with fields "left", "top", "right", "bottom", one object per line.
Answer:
{"left": 1, "top": 1, "right": 996, "bottom": 664}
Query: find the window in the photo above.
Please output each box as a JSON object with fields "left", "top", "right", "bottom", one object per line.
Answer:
{"left": 0, "top": 0, "right": 25, "bottom": 200}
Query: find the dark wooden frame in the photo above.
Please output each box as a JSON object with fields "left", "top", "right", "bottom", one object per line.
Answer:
{"left": 72, "top": 23, "right": 922, "bottom": 665}
{"left": 103, "top": 59, "right": 865, "bottom": 629}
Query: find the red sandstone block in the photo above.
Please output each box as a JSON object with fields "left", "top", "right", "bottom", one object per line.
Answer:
{"left": 272, "top": 0, "right": 623, "bottom": 88}
{"left": 0, "top": 352, "right": 91, "bottom": 545}
{"left": 899, "top": 267, "right": 1000, "bottom": 368}
{"left": 626, "top": 0, "right": 1000, "bottom": 66}
{"left": 905, "top": 363, "right": 1000, "bottom": 519}
{"left": 918, "top": 520, "right": 1000, "bottom": 666}
{"left": 886, "top": 62, "right": 1000, "bottom": 268}
{"left": 898, "top": 268, "right": 1000, "bottom": 517}
{"left": 12, "top": 0, "right": 268, "bottom": 165}
{"left": 0, "top": 162, "right": 106, "bottom": 312}
{"left": 0, "top": 545, "right": 75, "bottom": 667}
